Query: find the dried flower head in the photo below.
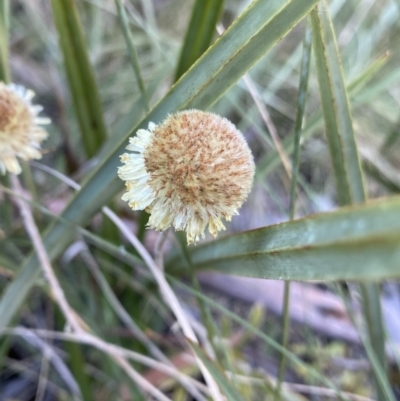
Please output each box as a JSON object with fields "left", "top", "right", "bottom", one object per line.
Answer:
{"left": 118, "top": 110, "right": 255, "bottom": 244}
{"left": 0, "top": 82, "right": 50, "bottom": 175}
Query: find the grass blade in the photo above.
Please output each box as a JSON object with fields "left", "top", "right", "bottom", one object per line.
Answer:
{"left": 310, "top": 0, "right": 386, "bottom": 384}
{"left": 278, "top": 20, "right": 312, "bottom": 395}
{"left": 307, "top": 5, "right": 386, "bottom": 398}
{"left": 310, "top": 4, "right": 364, "bottom": 205}
{"left": 337, "top": 284, "right": 396, "bottom": 401}
{"left": 174, "top": 0, "right": 225, "bottom": 81}
{"left": 289, "top": 22, "right": 312, "bottom": 221}
{"left": 359, "top": 283, "right": 387, "bottom": 396}
{"left": 114, "top": 0, "right": 149, "bottom": 111}
{"left": 0, "top": 0, "right": 10, "bottom": 82}
{"left": 51, "top": 0, "right": 108, "bottom": 158}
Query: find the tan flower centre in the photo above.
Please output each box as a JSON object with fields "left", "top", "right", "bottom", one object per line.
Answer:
{"left": 143, "top": 111, "right": 254, "bottom": 211}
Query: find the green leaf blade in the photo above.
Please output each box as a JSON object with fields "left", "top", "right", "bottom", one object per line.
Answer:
{"left": 310, "top": 3, "right": 365, "bottom": 204}
{"left": 167, "top": 197, "right": 400, "bottom": 282}
{"left": 51, "top": 0, "right": 108, "bottom": 158}
{"left": 0, "top": 0, "right": 10, "bottom": 82}
{"left": 310, "top": 3, "right": 386, "bottom": 397}
{"left": 174, "top": 0, "right": 225, "bottom": 81}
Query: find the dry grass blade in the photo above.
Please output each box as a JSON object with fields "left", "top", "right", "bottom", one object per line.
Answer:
{"left": 102, "top": 209, "right": 224, "bottom": 401}
{"left": 15, "top": 163, "right": 222, "bottom": 401}
{"left": 10, "top": 174, "right": 83, "bottom": 334}
{"left": 7, "top": 175, "right": 188, "bottom": 401}
{"left": 78, "top": 242, "right": 207, "bottom": 401}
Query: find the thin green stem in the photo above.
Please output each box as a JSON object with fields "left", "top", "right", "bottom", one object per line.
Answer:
{"left": 277, "top": 20, "right": 312, "bottom": 398}
{"left": 64, "top": 341, "right": 92, "bottom": 401}
{"left": 0, "top": 0, "right": 10, "bottom": 82}
{"left": 360, "top": 283, "right": 386, "bottom": 401}
{"left": 114, "top": 0, "right": 149, "bottom": 112}
{"left": 276, "top": 280, "right": 291, "bottom": 397}
{"left": 289, "top": 23, "right": 312, "bottom": 220}
{"left": 21, "top": 162, "right": 41, "bottom": 221}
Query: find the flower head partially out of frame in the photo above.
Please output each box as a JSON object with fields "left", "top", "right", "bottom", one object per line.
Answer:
{"left": 0, "top": 82, "right": 50, "bottom": 175}
{"left": 118, "top": 110, "right": 255, "bottom": 244}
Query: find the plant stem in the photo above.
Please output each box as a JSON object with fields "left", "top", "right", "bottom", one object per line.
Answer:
{"left": 277, "top": 20, "right": 312, "bottom": 398}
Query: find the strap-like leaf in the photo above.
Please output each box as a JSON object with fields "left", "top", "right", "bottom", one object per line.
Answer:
{"left": 167, "top": 196, "right": 400, "bottom": 282}
{"left": 174, "top": 0, "right": 225, "bottom": 81}
{"left": 311, "top": 3, "right": 386, "bottom": 397}
{"left": 311, "top": 4, "right": 365, "bottom": 205}
{"left": 51, "top": 0, "right": 108, "bottom": 157}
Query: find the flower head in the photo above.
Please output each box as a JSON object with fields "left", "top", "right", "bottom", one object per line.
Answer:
{"left": 118, "top": 110, "right": 255, "bottom": 244}
{"left": 0, "top": 82, "right": 50, "bottom": 175}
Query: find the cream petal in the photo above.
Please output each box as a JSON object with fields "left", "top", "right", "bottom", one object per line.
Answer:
{"left": 4, "top": 156, "right": 22, "bottom": 175}
{"left": 208, "top": 217, "right": 226, "bottom": 237}
{"left": 35, "top": 117, "right": 51, "bottom": 125}
{"left": 173, "top": 212, "right": 188, "bottom": 231}
{"left": 31, "top": 105, "right": 43, "bottom": 113}
{"left": 148, "top": 206, "right": 174, "bottom": 231}
{"left": 123, "top": 185, "right": 154, "bottom": 210}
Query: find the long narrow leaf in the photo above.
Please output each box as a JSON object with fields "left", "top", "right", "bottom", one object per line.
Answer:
{"left": 167, "top": 196, "right": 400, "bottom": 281}
{"left": 51, "top": 0, "right": 108, "bottom": 157}
{"left": 346, "top": 52, "right": 389, "bottom": 93}
{"left": 114, "top": 0, "right": 149, "bottom": 111}
{"left": 174, "top": 0, "right": 225, "bottom": 81}
{"left": 311, "top": 6, "right": 364, "bottom": 205}
{"left": 311, "top": 4, "right": 386, "bottom": 397}
{"left": 279, "top": 20, "right": 313, "bottom": 392}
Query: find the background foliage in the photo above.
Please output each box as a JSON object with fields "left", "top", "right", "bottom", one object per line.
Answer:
{"left": 1, "top": 0, "right": 400, "bottom": 400}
